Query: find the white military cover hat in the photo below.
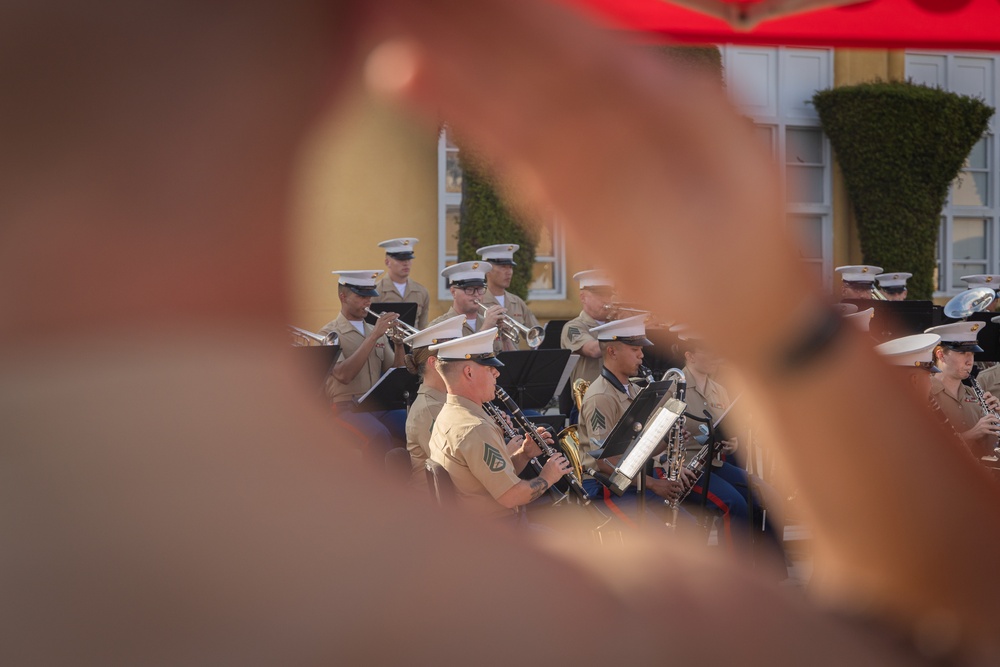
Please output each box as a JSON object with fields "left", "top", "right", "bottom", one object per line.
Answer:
{"left": 476, "top": 243, "right": 519, "bottom": 266}
{"left": 403, "top": 314, "right": 464, "bottom": 349}
{"left": 845, "top": 307, "right": 874, "bottom": 332}
{"left": 876, "top": 272, "right": 912, "bottom": 288}
{"left": 834, "top": 303, "right": 859, "bottom": 316}
{"left": 429, "top": 327, "right": 503, "bottom": 367}
{"left": 573, "top": 269, "right": 615, "bottom": 289}
{"left": 667, "top": 322, "right": 702, "bottom": 342}
{"left": 332, "top": 269, "right": 382, "bottom": 297}
{"left": 835, "top": 265, "right": 883, "bottom": 284}
{"left": 875, "top": 333, "right": 940, "bottom": 371}
{"left": 441, "top": 260, "right": 492, "bottom": 287}
{"left": 591, "top": 314, "right": 653, "bottom": 346}
{"left": 378, "top": 237, "right": 419, "bottom": 259}
{"left": 961, "top": 274, "right": 1000, "bottom": 290}
{"left": 924, "top": 321, "right": 984, "bottom": 352}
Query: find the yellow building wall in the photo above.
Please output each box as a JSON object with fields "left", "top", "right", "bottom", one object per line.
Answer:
{"left": 830, "top": 49, "right": 906, "bottom": 283}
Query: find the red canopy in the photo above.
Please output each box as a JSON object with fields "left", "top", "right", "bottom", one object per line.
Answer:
{"left": 564, "top": 0, "right": 1000, "bottom": 50}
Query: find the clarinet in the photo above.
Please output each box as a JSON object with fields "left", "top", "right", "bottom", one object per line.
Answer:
{"left": 493, "top": 387, "right": 594, "bottom": 506}
{"left": 660, "top": 369, "right": 687, "bottom": 522}
{"left": 483, "top": 399, "right": 570, "bottom": 504}
{"left": 964, "top": 366, "right": 1000, "bottom": 455}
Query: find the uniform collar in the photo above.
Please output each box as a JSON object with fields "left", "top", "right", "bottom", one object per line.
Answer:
{"left": 418, "top": 384, "right": 446, "bottom": 401}
{"left": 600, "top": 366, "right": 629, "bottom": 395}
{"left": 334, "top": 312, "right": 369, "bottom": 335}
{"left": 446, "top": 392, "right": 489, "bottom": 416}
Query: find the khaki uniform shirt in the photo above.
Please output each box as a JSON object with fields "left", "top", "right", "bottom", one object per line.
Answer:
{"left": 929, "top": 377, "right": 990, "bottom": 456}
{"left": 560, "top": 311, "right": 605, "bottom": 388}
{"left": 429, "top": 394, "right": 521, "bottom": 518}
{"left": 319, "top": 313, "right": 394, "bottom": 403}
{"left": 371, "top": 276, "right": 431, "bottom": 330}
{"left": 480, "top": 290, "right": 540, "bottom": 351}
{"left": 578, "top": 369, "right": 637, "bottom": 477}
{"left": 976, "top": 364, "right": 1000, "bottom": 397}
{"left": 677, "top": 368, "right": 731, "bottom": 457}
{"left": 405, "top": 384, "right": 446, "bottom": 489}
{"left": 428, "top": 306, "right": 503, "bottom": 355}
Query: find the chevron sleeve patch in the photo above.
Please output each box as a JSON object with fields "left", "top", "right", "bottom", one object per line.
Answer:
{"left": 567, "top": 326, "right": 582, "bottom": 341}
{"left": 589, "top": 408, "right": 606, "bottom": 433}
{"left": 483, "top": 443, "right": 507, "bottom": 472}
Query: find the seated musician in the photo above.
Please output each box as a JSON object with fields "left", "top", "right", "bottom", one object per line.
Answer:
{"left": 402, "top": 314, "right": 466, "bottom": 490}
{"left": 577, "top": 314, "right": 697, "bottom": 525}
{"left": 874, "top": 333, "right": 940, "bottom": 397}
{"left": 320, "top": 270, "right": 406, "bottom": 464}
{"left": 428, "top": 328, "right": 570, "bottom": 521}
{"left": 835, "top": 264, "right": 882, "bottom": 300}
{"left": 371, "top": 237, "right": 431, "bottom": 329}
{"left": 476, "top": 243, "right": 540, "bottom": 351}
{"left": 874, "top": 272, "right": 911, "bottom": 301}
{"left": 925, "top": 321, "right": 1000, "bottom": 460}
{"left": 429, "top": 260, "right": 505, "bottom": 354}
{"left": 670, "top": 330, "right": 785, "bottom": 568}
{"left": 561, "top": 270, "right": 616, "bottom": 405}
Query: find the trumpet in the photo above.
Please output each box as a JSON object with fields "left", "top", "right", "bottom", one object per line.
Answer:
{"left": 288, "top": 325, "right": 339, "bottom": 347}
{"left": 364, "top": 307, "right": 420, "bottom": 343}
{"left": 475, "top": 300, "right": 545, "bottom": 349}
{"left": 602, "top": 302, "right": 647, "bottom": 317}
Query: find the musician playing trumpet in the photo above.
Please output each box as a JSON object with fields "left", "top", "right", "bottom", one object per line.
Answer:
{"left": 428, "top": 261, "right": 505, "bottom": 354}
{"left": 561, "top": 270, "right": 616, "bottom": 392}
{"left": 477, "top": 244, "right": 541, "bottom": 351}
{"left": 428, "top": 329, "right": 568, "bottom": 521}
{"left": 925, "top": 322, "right": 1000, "bottom": 459}
{"left": 320, "top": 270, "right": 406, "bottom": 463}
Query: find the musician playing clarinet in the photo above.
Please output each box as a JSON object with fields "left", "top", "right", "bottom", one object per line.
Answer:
{"left": 925, "top": 322, "right": 1000, "bottom": 459}
{"left": 320, "top": 270, "right": 406, "bottom": 463}
{"left": 428, "top": 328, "right": 568, "bottom": 521}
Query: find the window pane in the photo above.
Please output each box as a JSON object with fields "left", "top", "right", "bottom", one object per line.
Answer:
{"left": 789, "top": 214, "right": 823, "bottom": 259}
{"left": 786, "top": 127, "right": 823, "bottom": 165}
{"left": 445, "top": 150, "right": 462, "bottom": 194}
{"left": 786, "top": 165, "right": 824, "bottom": 203}
{"left": 953, "top": 263, "right": 988, "bottom": 289}
{"left": 531, "top": 261, "right": 554, "bottom": 291}
{"left": 952, "top": 171, "right": 989, "bottom": 207}
{"left": 445, "top": 205, "right": 461, "bottom": 256}
{"left": 967, "top": 137, "right": 988, "bottom": 170}
{"left": 952, "top": 217, "right": 987, "bottom": 260}
{"left": 534, "top": 222, "right": 554, "bottom": 256}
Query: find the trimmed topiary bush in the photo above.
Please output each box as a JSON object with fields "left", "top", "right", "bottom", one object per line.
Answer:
{"left": 813, "top": 80, "right": 993, "bottom": 299}
{"left": 457, "top": 152, "right": 538, "bottom": 300}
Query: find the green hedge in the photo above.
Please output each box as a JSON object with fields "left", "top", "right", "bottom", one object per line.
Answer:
{"left": 813, "top": 80, "right": 993, "bottom": 300}
{"left": 457, "top": 152, "right": 538, "bottom": 300}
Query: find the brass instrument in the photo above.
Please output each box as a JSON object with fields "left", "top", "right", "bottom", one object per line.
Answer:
{"left": 287, "top": 325, "right": 339, "bottom": 347}
{"left": 552, "top": 379, "right": 590, "bottom": 486}
{"left": 494, "top": 387, "right": 593, "bottom": 505}
{"left": 474, "top": 300, "right": 545, "bottom": 349}
{"left": 944, "top": 287, "right": 996, "bottom": 319}
{"left": 364, "top": 307, "right": 420, "bottom": 343}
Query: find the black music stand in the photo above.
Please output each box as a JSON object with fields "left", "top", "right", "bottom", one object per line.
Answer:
{"left": 495, "top": 349, "right": 572, "bottom": 411}
{"left": 294, "top": 345, "right": 341, "bottom": 395}
{"left": 842, "top": 299, "right": 936, "bottom": 342}
{"left": 538, "top": 320, "right": 567, "bottom": 350}
{"left": 963, "top": 312, "right": 1000, "bottom": 363}
{"left": 364, "top": 303, "right": 418, "bottom": 329}
{"left": 354, "top": 367, "right": 420, "bottom": 412}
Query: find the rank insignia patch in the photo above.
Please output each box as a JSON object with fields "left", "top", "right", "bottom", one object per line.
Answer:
{"left": 567, "top": 326, "right": 581, "bottom": 341}
{"left": 590, "top": 409, "right": 606, "bottom": 432}
{"left": 483, "top": 443, "right": 506, "bottom": 472}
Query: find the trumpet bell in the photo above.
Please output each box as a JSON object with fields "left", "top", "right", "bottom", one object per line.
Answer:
{"left": 944, "top": 287, "right": 996, "bottom": 319}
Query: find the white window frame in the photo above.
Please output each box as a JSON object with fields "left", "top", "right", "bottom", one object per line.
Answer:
{"left": 722, "top": 45, "right": 835, "bottom": 290}
{"left": 906, "top": 52, "right": 999, "bottom": 297}
{"left": 436, "top": 127, "right": 566, "bottom": 301}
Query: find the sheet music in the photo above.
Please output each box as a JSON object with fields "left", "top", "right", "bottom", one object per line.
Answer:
{"left": 552, "top": 354, "right": 579, "bottom": 398}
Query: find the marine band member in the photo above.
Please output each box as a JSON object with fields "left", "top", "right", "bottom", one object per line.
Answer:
{"left": 561, "top": 269, "right": 615, "bottom": 392}
{"left": 477, "top": 243, "right": 540, "bottom": 351}
{"left": 577, "top": 314, "right": 696, "bottom": 524}
{"left": 835, "top": 264, "right": 882, "bottom": 300}
{"left": 402, "top": 315, "right": 466, "bottom": 489}
{"left": 428, "top": 328, "right": 569, "bottom": 520}
{"left": 429, "top": 260, "right": 505, "bottom": 354}
{"left": 925, "top": 321, "right": 1000, "bottom": 459}
{"left": 371, "top": 237, "right": 431, "bottom": 329}
{"left": 875, "top": 272, "right": 911, "bottom": 301}
{"left": 320, "top": 269, "right": 406, "bottom": 464}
